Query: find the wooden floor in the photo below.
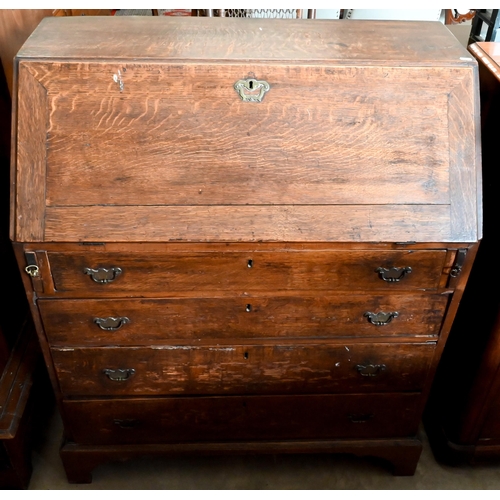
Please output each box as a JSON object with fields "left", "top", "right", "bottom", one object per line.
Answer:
{"left": 25, "top": 409, "right": 500, "bottom": 490}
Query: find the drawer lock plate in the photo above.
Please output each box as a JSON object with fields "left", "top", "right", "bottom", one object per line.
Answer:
{"left": 234, "top": 78, "right": 270, "bottom": 102}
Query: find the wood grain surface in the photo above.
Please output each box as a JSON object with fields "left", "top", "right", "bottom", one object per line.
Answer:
{"left": 14, "top": 64, "right": 47, "bottom": 241}
{"left": 16, "top": 17, "right": 473, "bottom": 63}
{"left": 38, "top": 293, "right": 448, "bottom": 345}
{"left": 43, "top": 204, "right": 454, "bottom": 242}
{"left": 51, "top": 342, "right": 435, "bottom": 396}
{"left": 34, "top": 63, "right": 453, "bottom": 207}
{"left": 44, "top": 248, "right": 448, "bottom": 296}
{"left": 11, "top": 19, "right": 481, "bottom": 243}
{"left": 62, "top": 393, "right": 422, "bottom": 444}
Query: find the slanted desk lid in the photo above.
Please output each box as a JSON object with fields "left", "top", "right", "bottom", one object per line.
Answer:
{"left": 11, "top": 18, "right": 482, "bottom": 243}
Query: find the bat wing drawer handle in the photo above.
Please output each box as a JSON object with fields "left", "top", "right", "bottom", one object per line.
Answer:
{"left": 348, "top": 413, "right": 374, "bottom": 423}
{"left": 83, "top": 267, "right": 122, "bottom": 283}
{"left": 376, "top": 266, "right": 412, "bottom": 282}
{"left": 364, "top": 311, "right": 399, "bottom": 326}
{"left": 103, "top": 368, "right": 135, "bottom": 382}
{"left": 113, "top": 419, "right": 140, "bottom": 429}
{"left": 356, "top": 363, "right": 386, "bottom": 377}
{"left": 94, "top": 316, "right": 130, "bottom": 331}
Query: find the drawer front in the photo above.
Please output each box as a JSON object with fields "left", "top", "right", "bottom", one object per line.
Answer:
{"left": 63, "top": 393, "right": 422, "bottom": 445}
{"left": 52, "top": 342, "right": 435, "bottom": 397}
{"left": 46, "top": 249, "right": 447, "bottom": 296}
{"left": 39, "top": 294, "right": 448, "bottom": 346}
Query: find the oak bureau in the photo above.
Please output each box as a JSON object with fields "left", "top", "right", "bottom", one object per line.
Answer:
{"left": 10, "top": 16, "right": 482, "bottom": 482}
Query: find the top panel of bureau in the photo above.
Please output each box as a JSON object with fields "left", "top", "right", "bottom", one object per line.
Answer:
{"left": 11, "top": 18, "right": 481, "bottom": 244}
{"left": 16, "top": 17, "right": 473, "bottom": 65}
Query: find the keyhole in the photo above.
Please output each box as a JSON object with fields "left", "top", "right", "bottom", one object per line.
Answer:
{"left": 244, "top": 352, "right": 249, "bottom": 359}
{"left": 247, "top": 259, "right": 253, "bottom": 268}
{"left": 249, "top": 80, "right": 254, "bottom": 89}
{"left": 245, "top": 304, "right": 252, "bottom": 312}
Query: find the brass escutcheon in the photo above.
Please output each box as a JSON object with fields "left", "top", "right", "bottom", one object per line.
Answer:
{"left": 234, "top": 78, "right": 270, "bottom": 102}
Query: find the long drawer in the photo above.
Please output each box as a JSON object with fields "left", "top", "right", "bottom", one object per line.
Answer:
{"left": 43, "top": 249, "right": 447, "bottom": 296}
{"left": 63, "top": 393, "right": 422, "bottom": 445}
{"left": 39, "top": 294, "right": 448, "bottom": 346}
{"left": 52, "top": 342, "right": 435, "bottom": 397}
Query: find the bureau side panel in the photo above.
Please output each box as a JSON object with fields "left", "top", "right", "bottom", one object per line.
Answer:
{"left": 12, "top": 63, "right": 47, "bottom": 242}
{"left": 448, "top": 68, "right": 481, "bottom": 241}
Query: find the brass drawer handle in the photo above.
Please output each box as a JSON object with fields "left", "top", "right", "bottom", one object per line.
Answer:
{"left": 234, "top": 78, "right": 270, "bottom": 102}
{"left": 103, "top": 368, "right": 135, "bottom": 382}
{"left": 364, "top": 311, "right": 399, "bottom": 326}
{"left": 348, "top": 413, "right": 374, "bottom": 424}
{"left": 83, "top": 267, "right": 122, "bottom": 284}
{"left": 356, "top": 364, "right": 386, "bottom": 377}
{"left": 94, "top": 316, "right": 130, "bottom": 331}
{"left": 113, "top": 418, "right": 139, "bottom": 429}
{"left": 376, "top": 266, "right": 412, "bottom": 282}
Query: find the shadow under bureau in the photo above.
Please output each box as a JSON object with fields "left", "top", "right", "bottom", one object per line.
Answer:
{"left": 10, "top": 16, "right": 482, "bottom": 482}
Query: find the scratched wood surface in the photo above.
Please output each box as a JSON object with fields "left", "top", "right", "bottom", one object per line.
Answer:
{"left": 38, "top": 293, "right": 448, "bottom": 345}
{"left": 44, "top": 248, "right": 448, "bottom": 296}
{"left": 63, "top": 393, "right": 422, "bottom": 445}
{"left": 51, "top": 342, "right": 435, "bottom": 397}
{"left": 16, "top": 17, "right": 472, "bottom": 63}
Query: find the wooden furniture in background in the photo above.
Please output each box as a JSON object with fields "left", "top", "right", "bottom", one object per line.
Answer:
{"left": 0, "top": 10, "right": 54, "bottom": 96}
{"left": 192, "top": 9, "right": 315, "bottom": 18}
{"left": 0, "top": 320, "right": 49, "bottom": 489}
{"left": 52, "top": 9, "right": 113, "bottom": 17}
{"left": 10, "top": 16, "right": 481, "bottom": 483}
{"left": 469, "top": 10, "right": 499, "bottom": 43}
{"left": 0, "top": 55, "right": 51, "bottom": 489}
{"left": 445, "top": 9, "right": 476, "bottom": 25}
{"left": 0, "top": 327, "right": 9, "bottom": 374}
{"left": 425, "top": 41, "right": 500, "bottom": 464}
{"left": 0, "top": 10, "right": 114, "bottom": 97}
